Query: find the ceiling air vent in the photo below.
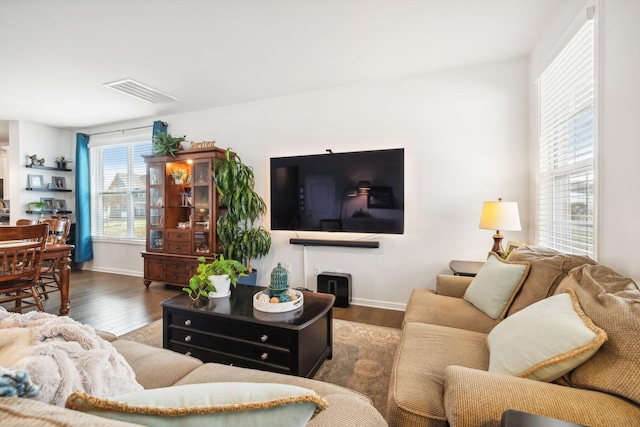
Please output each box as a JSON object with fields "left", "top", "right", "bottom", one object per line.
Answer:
{"left": 103, "top": 78, "right": 179, "bottom": 104}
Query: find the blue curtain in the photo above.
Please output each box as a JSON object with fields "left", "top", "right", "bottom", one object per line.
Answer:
{"left": 75, "top": 133, "right": 93, "bottom": 262}
{"left": 152, "top": 121, "right": 167, "bottom": 145}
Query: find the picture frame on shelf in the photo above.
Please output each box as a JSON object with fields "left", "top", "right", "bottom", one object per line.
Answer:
{"left": 28, "top": 174, "right": 44, "bottom": 189}
{"left": 55, "top": 199, "right": 67, "bottom": 210}
{"left": 40, "top": 197, "right": 55, "bottom": 212}
{"left": 52, "top": 176, "right": 66, "bottom": 189}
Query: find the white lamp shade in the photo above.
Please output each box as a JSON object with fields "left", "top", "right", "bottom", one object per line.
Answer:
{"left": 479, "top": 200, "right": 521, "bottom": 231}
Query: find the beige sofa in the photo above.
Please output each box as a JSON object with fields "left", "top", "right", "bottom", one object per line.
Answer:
{"left": 387, "top": 246, "right": 640, "bottom": 427}
{"left": 0, "top": 327, "right": 387, "bottom": 426}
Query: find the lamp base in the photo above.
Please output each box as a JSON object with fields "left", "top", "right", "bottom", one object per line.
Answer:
{"left": 491, "top": 233, "right": 504, "bottom": 255}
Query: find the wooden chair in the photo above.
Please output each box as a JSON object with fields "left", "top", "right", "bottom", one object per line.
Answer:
{"left": 0, "top": 223, "right": 49, "bottom": 313}
{"left": 16, "top": 219, "right": 39, "bottom": 225}
{"left": 37, "top": 218, "right": 71, "bottom": 299}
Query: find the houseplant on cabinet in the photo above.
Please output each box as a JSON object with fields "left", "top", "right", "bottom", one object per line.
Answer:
{"left": 152, "top": 133, "right": 185, "bottom": 157}
{"left": 213, "top": 149, "right": 271, "bottom": 284}
{"left": 184, "top": 255, "right": 247, "bottom": 300}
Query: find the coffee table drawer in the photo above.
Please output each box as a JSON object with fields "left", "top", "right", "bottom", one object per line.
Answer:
{"left": 171, "top": 312, "right": 291, "bottom": 349}
{"left": 169, "top": 328, "right": 291, "bottom": 369}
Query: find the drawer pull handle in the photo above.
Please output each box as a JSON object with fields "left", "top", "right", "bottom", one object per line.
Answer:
{"left": 184, "top": 320, "right": 192, "bottom": 326}
{"left": 185, "top": 351, "right": 192, "bottom": 357}
{"left": 261, "top": 353, "right": 268, "bottom": 361}
{"left": 184, "top": 335, "right": 192, "bottom": 342}
{"left": 260, "top": 335, "right": 268, "bottom": 342}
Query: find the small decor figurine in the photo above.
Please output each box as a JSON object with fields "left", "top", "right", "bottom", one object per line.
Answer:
{"left": 253, "top": 262, "right": 304, "bottom": 313}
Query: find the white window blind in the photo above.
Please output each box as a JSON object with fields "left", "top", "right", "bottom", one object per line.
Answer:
{"left": 537, "top": 17, "right": 595, "bottom": 257}
{"left": 90, "top": 141, "right": 152, "bottom": 240}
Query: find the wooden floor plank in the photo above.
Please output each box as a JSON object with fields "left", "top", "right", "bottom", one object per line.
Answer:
{"left": 2, "top": 270, "right": 405, "bottom": 335}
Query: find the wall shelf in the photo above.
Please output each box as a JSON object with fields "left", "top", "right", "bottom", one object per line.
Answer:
{"left": 26, "top": 164, "right": 72, "bottom": 172}
{"left": 26, "top": 210, "right": 72, "bottom": 215}
{"left": 26, "top": 188, "right": 72, "bottom": 192}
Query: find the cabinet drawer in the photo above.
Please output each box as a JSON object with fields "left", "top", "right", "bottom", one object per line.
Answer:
{"left": 169, "top": 329, "right": 291, "bottom": 369}
{"left": 169, "top": 312, "right": 291, "bottom": 349}
{"left": 166, "top": 241, "right": 191, "bottom": 255}
{"left": 163, "top": 270, "right": 189, "bottom": 284}
{"left": 166, "top": 229, "right": 190, "bottom": 241}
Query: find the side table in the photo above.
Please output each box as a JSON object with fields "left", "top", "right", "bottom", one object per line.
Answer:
{"left": 449, "top": 260, "right": 484, "bottom": 277}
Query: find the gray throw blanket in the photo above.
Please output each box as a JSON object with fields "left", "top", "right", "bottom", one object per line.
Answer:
{"left": 0, "top": 309, "right": 143, "bottom": 406}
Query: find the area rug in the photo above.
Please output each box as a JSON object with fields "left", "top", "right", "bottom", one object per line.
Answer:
{"left": 119, "top": 318, "right": 401, "bottom": 418}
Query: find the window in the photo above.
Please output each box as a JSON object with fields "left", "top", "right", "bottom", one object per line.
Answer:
{"left": 90, "top": 141, "right": 152, "bottom": 240}
{"left": 537, "top": 14, "right": 595, "bottom": 257}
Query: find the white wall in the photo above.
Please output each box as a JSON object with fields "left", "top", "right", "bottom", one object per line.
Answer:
{"left": 597, "top": 0, "right": 640, "bottom": 278}
{"left": 7, "top": 121, "right": 73, "bottom": 224}
{"left": 83, "top": 58, "right": 530, "bottom": 309}
{"left": 530, "top": 0, "right": 640, "bottom": 280}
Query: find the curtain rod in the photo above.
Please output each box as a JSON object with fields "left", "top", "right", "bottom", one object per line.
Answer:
{"left": 89, "top": 124, "right": 154, "bottom": 137}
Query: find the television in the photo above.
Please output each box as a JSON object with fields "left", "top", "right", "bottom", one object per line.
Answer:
{"left": 270, "top": 148, "right": 404, "bottom": 234}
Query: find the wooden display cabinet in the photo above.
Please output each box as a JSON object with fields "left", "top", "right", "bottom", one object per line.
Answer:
{"left": 141, "top": 147, "right": 226, "bottom": 288}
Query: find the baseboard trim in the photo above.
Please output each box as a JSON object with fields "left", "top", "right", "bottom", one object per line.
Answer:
{"left": 351, "top": 297, "right": 406, "bottom": 311}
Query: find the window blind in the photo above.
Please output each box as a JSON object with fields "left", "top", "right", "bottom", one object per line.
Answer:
{"left": 537, "top": 18, "right": 595, "bottom": 257}
{"left": 90, "top": 141, "right": 152, "bottom": 240}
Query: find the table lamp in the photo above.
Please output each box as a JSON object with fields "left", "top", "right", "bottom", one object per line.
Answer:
{"left": 479, "top": 198, "right": 521, "bottom": 255}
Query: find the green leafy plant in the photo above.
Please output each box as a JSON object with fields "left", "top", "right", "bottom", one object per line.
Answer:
{"left": 183, "top": 255, "right": 248, "bottom": 301}
{"left": 213, "top": 149, "right": 271, "bottom": 273}
{"left": 170, "top": 167, "right": 187, "bottom": 181}
{"left": 152, "top": 133, "right": 185, "bottom": 157}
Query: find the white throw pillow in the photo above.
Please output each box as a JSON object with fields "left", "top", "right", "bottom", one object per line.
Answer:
{"left": 487, "top": 289, "right": 607, "bottom": 382}
{"left": 463, "top": 253, "right": 530, "bottom": 319}
{"left": 66, "top": 382, "right": 327, "bottom": 427}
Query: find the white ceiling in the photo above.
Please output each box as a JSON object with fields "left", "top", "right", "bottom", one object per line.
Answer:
{"left": 0, "top": 0, "right": 564, "bottom": 141}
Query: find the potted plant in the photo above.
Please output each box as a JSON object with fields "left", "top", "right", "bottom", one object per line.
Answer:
{"left": 213, "top": 149, "right": 271, "bottom": 284}
{"left": 28, "top": 201, "right": 46, "bottom": 219}
{"left": 55, "top": 156, "right": 73, "bottom": 169}
{"left": 152, "top": 133, "right": 185, "bottom": 157}
{"left": 183, "top": 255, "right": 247, "bottom": 301}
{"left": 169, "top": 167, "right": 187, "bottom": 184}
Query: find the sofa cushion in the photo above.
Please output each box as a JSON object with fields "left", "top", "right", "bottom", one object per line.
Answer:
{"left": 506, "top": 245, "right": 595, "bottom": 315}
{"left": 0, "top": 397, "right": 142, "bottom": 426}
{"left": 554, "top": 264, "right": 640, "bottom": 406}
{"left": 463, "top": 253, "right": 530, "bottom": 320}
{"left": 66, "top": 383, "right": 326, "bottom": 427}
{"left": 387, "top": 322, "right": 489, "bottom": 427}
{"left": 487, "top": 289, "right": 607, "bottom": 382}
{"left": 404, "top": 288, "right": 499, "bottom": 334}
{"left": 111, "top": 340, "right": 202, "bottom": 389}
{"left": 174, "top": 363, "right": 388, "bottom": 427}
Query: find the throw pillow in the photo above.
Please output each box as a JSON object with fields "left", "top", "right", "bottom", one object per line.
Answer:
{"left": 66, "top": 382, "right": 328, "bottom": 427}
{"left": 463, "top": 253, "right": 530, "bottom": 319}
{"left": 487, "top": 289, "right": 607, "bottom": 382}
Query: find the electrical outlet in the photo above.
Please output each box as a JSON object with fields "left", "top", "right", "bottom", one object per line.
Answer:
{"left": 284, "top": 263, "right": 292, "bottom": 273}
{"left": 314, "top": 266, "right": 320, "bottom": 275}
{"left": 335, "top": 268, "right": 343, "bottom": 273}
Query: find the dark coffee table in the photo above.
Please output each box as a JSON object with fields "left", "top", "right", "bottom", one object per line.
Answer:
{"left": 161, "top": 284, "right": 335, "bottom": 378}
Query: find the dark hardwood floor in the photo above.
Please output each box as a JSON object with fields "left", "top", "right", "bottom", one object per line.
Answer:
{"left": 3, "top": 270, "right": 405, "bottom": 336}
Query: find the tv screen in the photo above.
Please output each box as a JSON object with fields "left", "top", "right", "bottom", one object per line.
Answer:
{"left": 270, "top": 148, "right": 404, "bottom": 234}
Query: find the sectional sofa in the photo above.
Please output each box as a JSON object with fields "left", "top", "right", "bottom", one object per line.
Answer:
{"left": 0, "top": 309, "right": 387, "bottom": 426}
{"left": 387, "top": 246, "right": 640, "bottom": 427}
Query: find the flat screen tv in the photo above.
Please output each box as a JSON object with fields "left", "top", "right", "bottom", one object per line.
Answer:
{"left": 270, "top": 148, "right": 404, "bottom": 234}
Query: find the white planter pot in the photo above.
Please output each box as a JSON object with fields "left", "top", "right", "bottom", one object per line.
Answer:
{"left": 208, "top": 274, "right": 231, "bottom": 298}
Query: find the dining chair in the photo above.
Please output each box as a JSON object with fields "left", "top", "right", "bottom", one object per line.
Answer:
{"left": 0, "top": 223, "right": 49, "bottom": 313}
{"left": 37, "top": 218, "right": 71, "bottom": 299}
{"left": 16, "top": 219, "right": 39, "bottom": 225}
